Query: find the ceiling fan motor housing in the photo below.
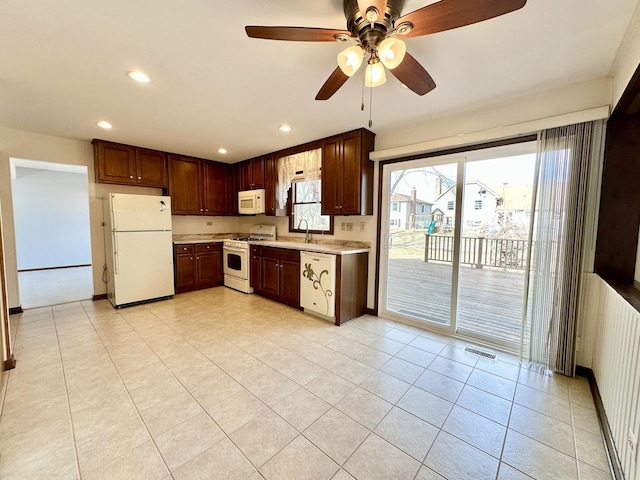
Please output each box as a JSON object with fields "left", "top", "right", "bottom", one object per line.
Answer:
{"left": 344, "top": 0, "right": 406, "bottom": 50}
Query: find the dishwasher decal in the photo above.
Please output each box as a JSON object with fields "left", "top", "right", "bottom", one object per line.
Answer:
{"left": 302, "top": 263, "right": 334, "bottom": 315}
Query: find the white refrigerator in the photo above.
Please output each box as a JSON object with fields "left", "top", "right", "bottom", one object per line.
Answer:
{"left": 103, "top": 193, "right": 174, "bottom": 308}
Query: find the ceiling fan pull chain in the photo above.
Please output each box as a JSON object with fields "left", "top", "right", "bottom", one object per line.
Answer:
{"left": 361, "top": 62, "right": 366, "bottom": 111}
{"left": 368, "top": 82, "right": 373, "bottom": 128}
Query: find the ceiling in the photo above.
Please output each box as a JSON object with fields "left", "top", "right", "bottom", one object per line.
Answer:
{"left": 0, "top": 0, "right": 638, "bottom": 163}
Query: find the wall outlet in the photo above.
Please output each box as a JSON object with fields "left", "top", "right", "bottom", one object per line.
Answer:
{"left": 206, "top": 221, "right": 213, "bottom": 226}
{"left": 341, "top": 222, "right": 346, "bottom": 231}
{"left": 346, "top": 222, "right": 353, "bottom": 231}
{"left": 629, "top": 429, "right": 638, "bottom": 460}
{"left": 360, "top": 222, "right": 366, "bottom": 232}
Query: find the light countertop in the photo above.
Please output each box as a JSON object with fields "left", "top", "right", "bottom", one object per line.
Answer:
{"left": 251, "top": 240, "right": 369, "bottom": 255}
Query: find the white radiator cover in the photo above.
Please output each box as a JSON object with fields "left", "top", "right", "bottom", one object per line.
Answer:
{"left": 591, "top": 274, "right": 640, "bottom": 479}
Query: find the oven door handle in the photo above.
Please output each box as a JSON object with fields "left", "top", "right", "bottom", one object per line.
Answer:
{"left": 224, "top": 246, "right": 247, "bottom": 254}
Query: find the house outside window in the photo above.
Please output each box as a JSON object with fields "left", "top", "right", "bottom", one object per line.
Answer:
{"left": 447, "top": 201, "right": 454, "bottom": 210}
{"left": 290, "top": 178, "right": 333, "bottom": 233}
{"left": 475, "top": 199, "right": 483, "bottom": 210}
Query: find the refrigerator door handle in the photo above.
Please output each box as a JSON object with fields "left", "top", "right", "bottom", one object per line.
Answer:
{"left": 112, "top": 209, "right": 117, "bottom": 231}
{"left": 113, "top": 232, "right": 119, "bottom": 274}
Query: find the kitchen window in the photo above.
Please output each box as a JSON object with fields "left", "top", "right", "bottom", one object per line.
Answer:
{"left": 289, "top": 178, "right": 334, "bottom": 234}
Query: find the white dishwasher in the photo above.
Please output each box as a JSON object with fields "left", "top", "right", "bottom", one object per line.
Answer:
{"left": 300, "top": 251, "right": 336, "bottom": 319}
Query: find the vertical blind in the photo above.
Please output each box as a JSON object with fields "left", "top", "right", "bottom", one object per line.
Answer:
{"left": 524, "top": 119, "right": 606, "bottom": 375}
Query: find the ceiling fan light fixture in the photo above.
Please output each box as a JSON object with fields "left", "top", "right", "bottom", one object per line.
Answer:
{"left": 365, "top": 59, "right": 386, "bottom": 87}
{"left": 337, "top": 45, "right": 364, "bottom": 77}
{"left": 378, "top": 37, "right": 406, "bottom": 69}
{"left": 365, "top": 7, "right": 380, "bottom": 22}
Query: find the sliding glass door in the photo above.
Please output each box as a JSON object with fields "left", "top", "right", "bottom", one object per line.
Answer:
{"left": 379, "top": 143, "right": 537, "bottom": 351}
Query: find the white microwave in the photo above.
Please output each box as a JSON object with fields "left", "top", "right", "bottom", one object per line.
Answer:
{"left": 238, "top": 189, "right": 265, "bottom": 215}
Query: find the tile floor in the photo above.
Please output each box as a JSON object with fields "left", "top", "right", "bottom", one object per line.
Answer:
{"left": 0, "top": 287, "right": 612, "bottom": 480}
{"left": 17, "top": 266, "right": 93, "bottom": 309}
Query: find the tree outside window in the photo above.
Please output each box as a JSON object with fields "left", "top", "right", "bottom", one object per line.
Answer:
{"left": 289, "top": 178, "right": 333, "bottom": 234}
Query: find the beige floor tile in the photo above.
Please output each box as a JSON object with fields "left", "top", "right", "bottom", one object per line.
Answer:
{"left": 139, "top": 391, "right": 204, "bottom": 438}
{"left": 514, "top": 383, "right": 572, "bottom": 423}
{"left": 343, "top": 433, "right": 421, "bottom": 480}
{"left": 518, "top": 368, "right": 570, "bottom": 399}
{"left": 575, "top": 427, "right": 610, "bottom": 472}
{"left": 0, "top": 399, "right": 69, "bottom": 441}
{"left": 408, "top": 335, "right": 447, "bottom": 355}
{"left": 331, "top": 469, "right": 356, "bottom": 480}
{"left": 374, "top": 406, "right": 438, "bottom": 462}
{"left": 456, "top": 385, "right": 512, "bottom": 425}
{"left": 508, "top": 404, "right": 575, "bottom": 456}
{"left": 305, "top": 372, "right": 357, "bottom": 405}
{"left": 571, "top": 402, "right": 602, "bottom": 435}
{"left": 428, "top": 356, "right": 473, "bottom": 382}
{"left": 476, "top": 357, "right": 521, "bottom": 382}
{"left": 414, "top": 465, "right": 446, "bottom": 479}
{"left": 497, "top": 463, "right": 534, "bottom": 479}
{"left": 206, "top": 388, "right": 267, "bottom": 435}
{"left": 303, "top": 408, "right": 369, "bottom": 465}
{"left": 76, "top": 415, "right": 150, "bottom": 476}
{"left": 261, "top": 435, "right": 339, "bottom": 480}
{"left": 380, "top": 357, "right": 426, "bottom": 383}
{"left": 360, "top": 370, "right": 411, "bottom": 403}
{"left": 0, "top": 444, "right": 78, "bottom": 480}
{"left": 467, "top": 368, "right": 517, "bottom": 400}
{"left": 425, "top": 431, "right": 499, "bottom": 480}
{"left": 173, "top": 437, "right": 256, "bottom": 480}
{"left": 230, "top": 410, "right": 298, "bottom": 468}
{"left": 348, "top": 345, "right": 393, "bottom": 369}
{"left": 442, "top": 405, "right": 507, "bottom": 458}
{"left": 368, "top": 336, "right": 406, "bottom": 355}
{"left": 438, "top": 344, "right": 482, "bottom": 367}
{"left": 578, "top": 461, "right": 613, "bottom": 480}
{"left": 272, "top": 388, "right": 331, "bottom": 431}
{"left": 414, "top": 369, "right": 464, "bottom": 403}
{"left": 83, "top": 440, "right": 168, "bottom": 480}
{"left": 155, "top": 411, "right": 225, "bottom": 471}
{"left": 397, "top": 386, "right": 453, "bottom": 428}
{"left": 335, "top": 387, "right": 393, "bottom": 429}
{"left": 127, "top": 376, "right": 190, "bottom": 412}
{"left": 71, "top": 393, "right": 138, "bottom": 440}
{"left": 330, "top": 357, "right": 376, "bottom": 385}
{"left": 502, "top": 429, "right": 578, "bottom": 480}
{"left": 0, "top": 416, "right": 74, "bottom": 466}
{"left": 395, "top": 345, "right": 437, "bottom": 368}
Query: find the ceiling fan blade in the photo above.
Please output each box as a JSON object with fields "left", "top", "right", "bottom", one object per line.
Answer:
{"left": 395, "top": 0, "right": 526, "bottom": 38}
{"left": 390, "top": 53, "right": 436, "bottom": 96}
{"left": 357, "top": 0, "right": 388, "bottom": 22}
{"left": 316, "top": 67, "right": 350, "bottom": 100}
{"left": 245, "top": 26, "right": 351, "bottom": 42}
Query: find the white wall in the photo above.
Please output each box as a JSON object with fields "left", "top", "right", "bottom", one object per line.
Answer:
{"left": 0, "top": 126, "right": 161, "bottom": 309}
{"left": 12, "top": 166, "right": 91, "bottom": 270}
{"left": 611, "top": 2, "right": 640, "bottom": 109}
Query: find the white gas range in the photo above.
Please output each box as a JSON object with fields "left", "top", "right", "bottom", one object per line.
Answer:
{"left": 223, "top": 225, "right": 276, "bottom": 293}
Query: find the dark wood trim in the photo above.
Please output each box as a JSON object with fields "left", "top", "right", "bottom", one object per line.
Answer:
{"left": 576, "top": 366, "right": 621, "bottom": 480}
{"left": 18, "top": 264, "right": 91, "bottom": 273}
{"left": 8, "top": 306, "right": 22, "bottom": 315}
{"left": 4, "top": 357, "right": 16, "bottom": 371}
{"left": 92, "top": 294, "right": 108, "bottom": 301}
{"left": 365, "top": 307, "right": 377, "bottom": 316}
{"left": 373, "top": 134, "right": 539, "bottom": 314}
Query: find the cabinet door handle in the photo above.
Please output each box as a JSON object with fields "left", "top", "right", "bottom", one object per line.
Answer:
{"left": 200, "top": 208, "right": 203, "bottom": 212}
{"left": 129, "top": 175, "right": 134, "bottom": 179}
{"left": 190, "top": 257, "right": 193, "bottom": 260}
{"left": 138, "top": 176, "right": 141, "bottom": 180}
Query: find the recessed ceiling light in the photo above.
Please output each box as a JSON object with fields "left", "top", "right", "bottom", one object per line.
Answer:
{"left": 279, "top": 125, "right": 292, "bottom": 132}
{"left": 128, "top": 71, "right": 151, "bottom": 83}
{"left": 218, "top": 148, "right": 228, "bottom": 154}
{"left": 97, "top": 121, "right": 113, "bottom": 129}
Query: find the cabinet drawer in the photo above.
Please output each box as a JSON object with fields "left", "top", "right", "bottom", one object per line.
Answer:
{"left": 250, "top": 245, "right": 262, "bottom": 256}
{"left": 195, "top": 243, "right": 220, "bottom": 253}
{"left": 175, "top": 244, "right": 194, "bottom": 254}
{"left": 261, "top": 247, "right": 300, "bottom": 263}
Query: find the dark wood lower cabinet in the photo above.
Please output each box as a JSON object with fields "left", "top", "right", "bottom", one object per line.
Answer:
{"left": 250, "top": 246, "right": 300, "bottom": 308}
{"left": 174, "top": 243, "right": 223, "bottom": 293}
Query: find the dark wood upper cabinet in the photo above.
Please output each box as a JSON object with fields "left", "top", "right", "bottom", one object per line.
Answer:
{"left": 135, "top": 148, "right": 168, "bottom": 187}
{"left": 321, "top": 129, "right": 375, "bottom": 216}
{"left": 238, "top": 156, "right": 265, "bottom": 191}
{"left": 93, "top": 140, "right": 168, "bottom": 188}
{"left": 264, "top": 154, "right": 277, "bottom": 216}
{"left": 203, "top": 161, "right": 233, "bottom": 216}
{"left": 168, "top": 155, "right": 203, "bottom": 215}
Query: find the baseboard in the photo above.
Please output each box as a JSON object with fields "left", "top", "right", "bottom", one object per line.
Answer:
{"left": 8, "top": 306, "right": 22, "bottom": 315}
{"left": 92, "top": 294, "right": 108, "bottom": 301}
{"left": 3, "top": 357, "right": 16, "bottom": 371}
{"left": 576, "top": 366, "right": 623, "bottom": 480}
{"left": 18, "top": 264, "right": 91, "bottom": 273}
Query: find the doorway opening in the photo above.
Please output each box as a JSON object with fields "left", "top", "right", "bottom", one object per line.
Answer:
{"left": 379, "top": 142, "right": 537, "bottom": 353}
{"left": 10, "top": 158, "right": 93, "bottom": 308}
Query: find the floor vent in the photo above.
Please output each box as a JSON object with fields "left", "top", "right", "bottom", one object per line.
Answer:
{"left": 464, "top": 346, "right": 497, "bottom": 360}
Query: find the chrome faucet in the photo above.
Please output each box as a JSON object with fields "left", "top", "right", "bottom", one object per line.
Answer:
{"left": 298, "top": 219, "right": 312, "bottom": 243}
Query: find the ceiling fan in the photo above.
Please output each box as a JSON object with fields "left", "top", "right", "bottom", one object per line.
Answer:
{"left": 246, "top": 0, "right": 527, "bottom": 100}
